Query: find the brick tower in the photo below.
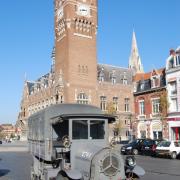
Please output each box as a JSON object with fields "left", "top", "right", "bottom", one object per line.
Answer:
{"left": 54, "top": 0, "right": 98, "bottom": 103}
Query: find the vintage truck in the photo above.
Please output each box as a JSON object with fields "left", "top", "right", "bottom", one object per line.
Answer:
{"left": 28, "top": 104, "right": 145, "bottom": 179}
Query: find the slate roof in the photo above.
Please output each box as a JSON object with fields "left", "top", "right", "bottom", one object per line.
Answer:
{"left": 97, "top": 64, "right": 133, "bottom": 85}
{"left": 26, "top": 64, "right": 133, "bottom": 95}
{"left": 134, "top": 68, "right": 166, "bottom": 93}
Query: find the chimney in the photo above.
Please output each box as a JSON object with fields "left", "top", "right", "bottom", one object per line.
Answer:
{"left": 170, "top": 49, "right": 175, "bottom": 56}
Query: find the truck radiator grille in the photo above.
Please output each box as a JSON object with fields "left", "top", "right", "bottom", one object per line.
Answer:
{"left": 102, "top": 155, "right": 119, "bottom": 176}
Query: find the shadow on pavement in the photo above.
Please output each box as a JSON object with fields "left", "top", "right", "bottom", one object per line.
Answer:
{"left": 0, "top": 169, "right": 10, "bottom": 177}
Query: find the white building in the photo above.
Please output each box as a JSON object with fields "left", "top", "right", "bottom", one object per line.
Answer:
{"left": 166, "top": 47, "right": 180, "bottom": 140}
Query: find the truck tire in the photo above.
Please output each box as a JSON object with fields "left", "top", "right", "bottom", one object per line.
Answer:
{"left": 56, "top": 173, "right": 69, "bottom": 180}
{"left": 171, "top": 152, "right": 177, "bottom": 159}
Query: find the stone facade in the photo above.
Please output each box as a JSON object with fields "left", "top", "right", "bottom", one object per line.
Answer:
{"left": 16, "top": 0, "right": 134, "bottom": 141}
{"left": 0, "top": 124, "right": 16, "bottom": 140}
{"left": 166, "top": 47, "right": 180, "bottom": 140}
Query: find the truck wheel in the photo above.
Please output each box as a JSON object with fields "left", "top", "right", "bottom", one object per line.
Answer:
{"left": 133, "top": 149, "right": 138, "bottom": 155}
{"left": 126, "top": 172, "right": 138, "bottom": 180}
{"left": 171, "top": 152, "right": 177, "bottom": 159}
{"left": 56, "top": 174, "right": 69, "bottom": 180}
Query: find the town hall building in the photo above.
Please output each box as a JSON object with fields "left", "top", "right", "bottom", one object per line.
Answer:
{"left": 16, "top": 0, "right": 143, "bottom": 140}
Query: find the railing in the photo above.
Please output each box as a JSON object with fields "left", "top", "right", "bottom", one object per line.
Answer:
{"left": 138, "top": 114, "right": 146, "bottom": 120}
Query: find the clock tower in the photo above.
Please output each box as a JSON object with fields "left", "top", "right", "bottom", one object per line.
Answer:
{"left": 54, "top": 0, "right": 98, "bottom": 103}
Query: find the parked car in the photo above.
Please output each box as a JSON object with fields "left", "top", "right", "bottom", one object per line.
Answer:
{"left": 117, "top": 140, "right": 130, "bottom": 145}
{"left": 155, "top": 140, "right": 180, "bottom": 159}
{"left": 141, "top": 139, "right": 162, "bottom": 156}
{"left": 121, "top": 139, "right": 150, "bottom": 155}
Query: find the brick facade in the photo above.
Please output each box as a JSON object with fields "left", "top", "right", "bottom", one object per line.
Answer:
{"left": 16, "top": 0, "right": 134, "bottom": 141}
{"left": 133, "top": 69, "right": 169, "bottom": 140}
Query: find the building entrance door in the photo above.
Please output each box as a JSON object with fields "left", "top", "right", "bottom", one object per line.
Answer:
{"left": 171, "top": 127, "right": 180, "bottom": 140}
{"left": 153, "top": 131, "right": 162, "bottom": 140}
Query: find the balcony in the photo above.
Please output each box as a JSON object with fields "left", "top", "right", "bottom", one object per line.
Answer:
{"left": 138, "top": 114, "right": 146, "bottom": 120}
{"left": 171, "top": 89, "right": 177, "bottom": 96}
{"left": 150, "top": 113, "right": 161, "bottom": 119}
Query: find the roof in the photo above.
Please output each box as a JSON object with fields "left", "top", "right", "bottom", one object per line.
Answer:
{"left": 97, "top": 63, "right": 133, "bottom": 84}
{"left": 29, "top": 104, "right": 116, "bottom": 123}
{"left": 133, "top": 68, "right": 165, "bottom": 82}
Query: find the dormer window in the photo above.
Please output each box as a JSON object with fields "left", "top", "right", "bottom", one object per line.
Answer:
{"left": 140, "top": 83, "right": 144, "bottom": 90}
{"left": 111, "top": 77, "right": 116, "bottom": 84}
{"left": 151, "top": 76, "right": 159, "bottom": 88}
{"left": 122, "top": 74, "right": 128, "bottom": 85}
{"left": 110, "top": 71, "right": 116, "bottom": 84}
{"left": 123, "top": 79, "right": 128, "bottom": 85}
{"left": 98, "top": 69, "right": 104, "bottom": 82}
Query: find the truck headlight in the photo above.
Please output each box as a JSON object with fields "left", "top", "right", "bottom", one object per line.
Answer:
{"left": 126, "top": 156, "right": 136, "bottom": 168}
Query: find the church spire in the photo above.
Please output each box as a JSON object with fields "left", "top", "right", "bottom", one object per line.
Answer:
{"left": 128, "top": 30, "right": 144, "bottom": 74}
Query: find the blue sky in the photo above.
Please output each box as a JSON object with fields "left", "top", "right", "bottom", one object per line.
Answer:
{"left": 0, "top": 0, "right": 180, "bottom": 124}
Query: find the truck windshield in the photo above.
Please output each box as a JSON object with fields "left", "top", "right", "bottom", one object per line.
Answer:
{"left": 72, "top": 119, "right": 105, "bottom": 140}
{"left": 90, "top": 120, "right": 105, "bottom": 139}
{"left": 72, "top": 120, "right": 88, "bottom": 139}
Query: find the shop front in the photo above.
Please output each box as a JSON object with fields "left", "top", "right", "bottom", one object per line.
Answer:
{"left": 168, "top": 118, "right": 180, "bottom": 140}
{"left": 138, "top": 122, "right": 147, "bottom": 138}
{"left": 150, "top": 121, "right": 162, "bottom": 140}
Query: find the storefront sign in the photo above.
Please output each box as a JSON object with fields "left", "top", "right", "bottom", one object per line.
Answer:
{"left": 167, "top": 117, "right": 180, "bottom": 121}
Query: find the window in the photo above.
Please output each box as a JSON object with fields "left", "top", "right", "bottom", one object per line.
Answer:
{"left": 151, "top": 76, "right": 159, "bottom": 88}
{"left": 52, "top": 120, "right": 69, "bottom": 140}
{"left": 60, "top": 95, "right": 64, "bottom": 103}
{"left": 110, "top": 71, "right": 116, "bottom": 84}
{"left": 111, "top": 76, "right": 116, "bottom": 84}
{"left": 98, "top": 71, "right": 104, "bottom": 82}
{"left": 171, "top": 98, "right": 178, "bottom": 112}
{"left": 175, "top": 55, "right": 180, "bottom": 66}
{"left": 123, "top": 78, "right": 128, "bottom": 85}
{"left": 72, "top": 120, "right": 88, "bottom": 139}
{"left": 140, "top": 83, "right": 145, "bottom": 90}
{"left": 168, "top": 58, "right": 174, "bottom": 69}
{"left": 100, "top": 96, "right": 107, "bottom": 111}
{"left": 122, "top": 74, "right": 128, "bottom": 85}
{"left": 139, "top": 100, "right": 145, "bottom": 115}
{"left": 72, "top": 120, "right": 105, "bottom": 140}
{"left": 169, "top": 81, "right": 177, "bottom": 95}
{"left": 113, "top": 97, "right": 118, "bottom": 111}
{"left": 126, "top": 130, "right": 130, "bottom": 137}
{"left": 90, "top": 120, "right": 105, "bottom": 139}
{"left": 77, "top": 93, "right": 88, "bottom": 104}
{"left": 125, "top": 98, "right": 130, "bottom": 112}
{"left": 152, "top": 99, "right": 160, "bottom": 114}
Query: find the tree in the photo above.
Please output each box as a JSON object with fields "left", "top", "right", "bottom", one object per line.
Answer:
{"left": 0, "top": 127, "right": 5, "bottom": 139}
{"left": 106, "top": 102, "right": 116, "bottom": 115}
{"left": 159, "top": 91, "right": 169, "bottom": 120}
{"left": 106, "top": 102, "right": 123, "bottom": 141}
{"left": 159, "top": 91, "right": 169, "bottom": 139}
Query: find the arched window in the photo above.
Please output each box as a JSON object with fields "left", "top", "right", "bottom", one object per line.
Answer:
{"left": 77, "top": 93, "right": 88, "bottom": 104}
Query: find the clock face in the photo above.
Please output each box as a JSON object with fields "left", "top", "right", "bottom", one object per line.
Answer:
{"left": 78, "top": 4, "right": 90, "bottom": 16}
{"left": 57, "top": 7, "right": 64, "bottom": 20}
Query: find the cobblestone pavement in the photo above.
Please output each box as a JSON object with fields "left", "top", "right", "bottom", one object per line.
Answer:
{"left": 1, "top": 142, "right": 180, "bottom": 180}
{"left": 0, "top": 141, "right": 31, "bottom": 180}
